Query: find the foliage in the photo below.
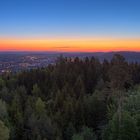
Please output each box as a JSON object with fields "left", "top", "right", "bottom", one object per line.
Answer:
{"left": 0, "top": 54, "right": 140, "bottom": 140}
{"left": 72, "top": 126, "right": 96, "bottom": 140}
{"left": 0, "top": 120, "right": 10, "bottom": 140}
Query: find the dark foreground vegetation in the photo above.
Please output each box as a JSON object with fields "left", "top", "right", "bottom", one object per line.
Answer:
{"left": 0, "top": 54, "right": 140, "bottom": 140}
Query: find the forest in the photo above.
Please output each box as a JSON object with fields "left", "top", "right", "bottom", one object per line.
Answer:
{"left": 0, "top": 54, "right": 140, "bottom": 140}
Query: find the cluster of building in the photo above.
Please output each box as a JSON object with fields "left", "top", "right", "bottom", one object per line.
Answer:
{"left": 0, "top": 54, "right": 57, "bottom": 74}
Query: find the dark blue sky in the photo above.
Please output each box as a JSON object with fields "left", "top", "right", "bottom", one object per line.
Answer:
{"left": 0, "top": 0, "right": 140, "bottom": 38}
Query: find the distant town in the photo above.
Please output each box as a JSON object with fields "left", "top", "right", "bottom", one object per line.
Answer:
{"left": 0, "top": 51, "right": 140, "bottom": 74}
{"left": 0, "top": 52, "right": 59, "bottom": 74}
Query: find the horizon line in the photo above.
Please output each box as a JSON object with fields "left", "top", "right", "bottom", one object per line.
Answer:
{"left": 0, "top": 50, "right": 140, "bottom": 53}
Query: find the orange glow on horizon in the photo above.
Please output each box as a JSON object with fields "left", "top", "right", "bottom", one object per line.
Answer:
{"left": 0, "top": 38, "right": 140, "bottom": 52}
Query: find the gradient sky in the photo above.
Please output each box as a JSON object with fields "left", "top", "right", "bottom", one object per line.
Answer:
{"left": 0, "top": 0, "right": 140, "bottom": 52}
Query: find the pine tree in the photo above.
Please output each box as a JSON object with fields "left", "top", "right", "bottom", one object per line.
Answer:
{"left": 0, "top": 120, "right": 10, "bottom": 140}
{"left": 103, "top": 112, "right": 138, "bottom": 140}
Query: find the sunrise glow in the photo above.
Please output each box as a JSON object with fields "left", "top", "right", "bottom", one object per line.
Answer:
{"left": 0, "top": 38, "right": 140, "bottom": 52}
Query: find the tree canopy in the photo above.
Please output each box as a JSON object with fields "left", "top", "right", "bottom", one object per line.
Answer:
{"left": 0, "top": 54, "right": 140, "bottom": 140}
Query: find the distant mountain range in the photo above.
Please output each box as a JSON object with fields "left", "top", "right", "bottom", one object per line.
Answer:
{"left": 0, "top": 51, "right": 140, "bottom": 63}
{"left": 85, "top": 51, "right": 140, "bottom": 62}
{"left": 59, "top": 51, "right": 140, "bottom": 63}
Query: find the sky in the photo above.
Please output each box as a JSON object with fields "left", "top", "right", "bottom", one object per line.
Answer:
{"left": 0, "top": 0, "right": 140, "bottom": 52}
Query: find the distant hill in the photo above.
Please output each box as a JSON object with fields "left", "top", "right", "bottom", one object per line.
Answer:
{"left": 92, "top": 51, "right": 140, "bottom": 62}
{"left": 60, "top": 51, "right": 140, "bottom": 63}
{"left": 0, "top": 51, "right": 140, "bottom": 63}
